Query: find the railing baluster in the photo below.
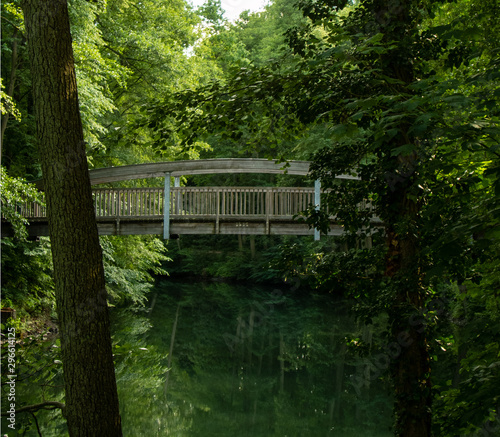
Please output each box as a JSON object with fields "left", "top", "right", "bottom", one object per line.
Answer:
{"left": 184, "top": 188, "right": 188, "bottom": 215}
{"left": 148, "top": 189, "right": 152, "bottom": 216}
{"left": 160, "top": 188, "right": 163, "bottom": 216}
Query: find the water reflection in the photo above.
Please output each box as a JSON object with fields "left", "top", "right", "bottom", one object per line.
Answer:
{"left": 112, "top": 280, "right": 393, "bottom": 436}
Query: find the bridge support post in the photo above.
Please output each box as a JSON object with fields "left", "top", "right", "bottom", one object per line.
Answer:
{"left": 164, "top": 173, "right": 171, "bottom": 240}
{"left": 314, "top": 179, "right": 321, "bottom": 241}
{"left": 265, "top": 190, "right": 271, "bottom": 235}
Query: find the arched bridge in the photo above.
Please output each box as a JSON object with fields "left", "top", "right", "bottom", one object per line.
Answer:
{"left": 7, "top": 159, "right": 371, "bottom": 240}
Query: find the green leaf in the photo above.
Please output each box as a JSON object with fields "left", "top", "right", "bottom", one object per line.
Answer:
{"left": 390, "top": 144, "right": 415, "bottom": 157}
{"left": 443, "top": 94, "right": 469, "bottom": 106}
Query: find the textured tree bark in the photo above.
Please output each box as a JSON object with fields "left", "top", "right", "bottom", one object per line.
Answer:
{"left": 385, "top": 210, "right": 432, "bottom": 437}
{"left": 370, "top": 0, "right": 433, "bottom": 432}
{"left": 21, "top": 1, "right": 122, "bottom": 435}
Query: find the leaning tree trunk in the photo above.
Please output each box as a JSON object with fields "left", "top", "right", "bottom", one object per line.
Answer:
{"left": 22, "top": 1, "right": 122, "bottom": 435}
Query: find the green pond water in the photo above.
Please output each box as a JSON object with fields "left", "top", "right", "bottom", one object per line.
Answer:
{"left": 2, "top": 279, "right": 393, "bottom": 436}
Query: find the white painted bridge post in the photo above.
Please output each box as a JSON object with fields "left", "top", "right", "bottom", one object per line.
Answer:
{"left": 314, "top": 179, "right": 321, "bottom": 241}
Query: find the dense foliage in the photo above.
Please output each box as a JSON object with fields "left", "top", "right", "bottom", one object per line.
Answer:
{"left": 1, "top": 0, "right": 499, "bottom": 435}
{"left": 149, "top": 0, "right": 500, "bottom": 435}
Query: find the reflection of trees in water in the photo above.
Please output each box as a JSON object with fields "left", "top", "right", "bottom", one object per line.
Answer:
{"left": 1, "top": 280, "right": 392, "bottom": 436}
{"left": 111, "top": 280, "right": 392, "bottom": 436}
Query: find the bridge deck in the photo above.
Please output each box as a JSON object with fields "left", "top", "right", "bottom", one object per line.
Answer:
{"left": 18, "top": 217, "right": 347, "bottom": 237}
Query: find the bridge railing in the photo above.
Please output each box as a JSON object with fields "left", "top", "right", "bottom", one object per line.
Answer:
{"left": 16, "top": 186, "right": 374, "bottom": 220}
{"left": 93, "top": 188, "right": 164, "bottom": 218}
{"left": 17, "top": 201, "right": 47, "bottom": 218}
{"left": 18, "top": 187, "right": 319, "bottom": 219}
{"left": 93, "top": 187, "right": 319, "bottom": 218}
{"left": 171, "top": 187, "right": 317, "bottom": 218}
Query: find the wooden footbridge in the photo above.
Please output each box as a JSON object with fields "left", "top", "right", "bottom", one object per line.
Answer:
{"left": 5, "top": 159, "right": 369, "bottom": 240}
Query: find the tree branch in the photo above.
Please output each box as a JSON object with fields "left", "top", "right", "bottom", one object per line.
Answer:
{"left": 30, "top": 411, "right": 43, "bottom": 437}
{"left": 0, "top": 401, "right": 65, "bottom": 416}
{"left": 0, "top": 15, "right": 23, "bottom": 33}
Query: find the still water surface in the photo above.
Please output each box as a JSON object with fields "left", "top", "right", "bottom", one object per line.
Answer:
{"left": 3, "top": 279, "right": 393, "bottom": 436}
{"left": 113, "top": 280, "right": 393, "bottom": 436}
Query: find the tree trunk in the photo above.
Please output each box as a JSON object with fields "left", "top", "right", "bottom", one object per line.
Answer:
{"left": 375, "top": 1, "right": 433, "bottom": 431}
{"left": 21, "top": 1, "right": 122, "bottom": 435}
{"left": 386, "top": 223, "right": 432, "bottom": 437}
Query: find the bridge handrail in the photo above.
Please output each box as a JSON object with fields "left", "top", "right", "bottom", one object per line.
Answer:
{"left": 86, "top": 159, "right": 314, "bottom": 186}
{"left": 16, "top": 186, "right": 374, "bottom": 221}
